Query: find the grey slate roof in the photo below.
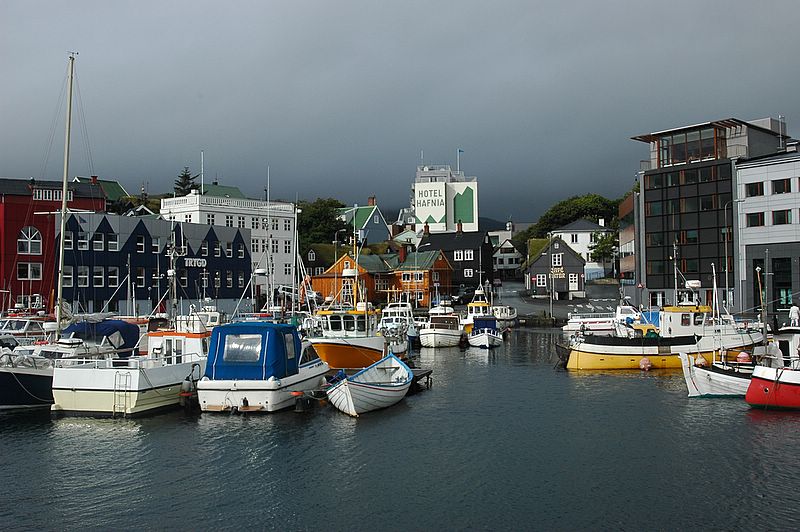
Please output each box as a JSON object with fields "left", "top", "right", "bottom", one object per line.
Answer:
{"left": 419, "top": 230, "right": 487, "bottom": 251}
{"left": 0, "top": 177, "right": 106, "bottom": 199}
{"left": 555, "top": 219, "right": 612, "bottom": 233}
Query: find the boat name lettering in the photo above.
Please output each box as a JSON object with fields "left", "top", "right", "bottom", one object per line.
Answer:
{"left": 184, "top": 258, "right": 208, "bottom": 268}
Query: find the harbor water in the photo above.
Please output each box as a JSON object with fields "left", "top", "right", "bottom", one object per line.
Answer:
{"left": 3, "top": 328, "right": 800, "bottom": 530}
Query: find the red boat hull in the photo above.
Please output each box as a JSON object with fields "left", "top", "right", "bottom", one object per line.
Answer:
{"left": 746, "top": 371, "right": 800, "bottom": 409}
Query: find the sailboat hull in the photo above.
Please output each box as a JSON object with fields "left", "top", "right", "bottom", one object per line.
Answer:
{"left": 0, "top": 367, "right": 54, "bottom": 410}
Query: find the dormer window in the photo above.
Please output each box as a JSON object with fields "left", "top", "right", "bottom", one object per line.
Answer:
{"left": 308, "top": 250, "right": 316, "bottom": 262}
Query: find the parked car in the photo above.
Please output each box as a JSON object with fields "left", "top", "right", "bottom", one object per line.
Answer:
{"left": 453, "top": 287, "right": 476, "bottom": 305}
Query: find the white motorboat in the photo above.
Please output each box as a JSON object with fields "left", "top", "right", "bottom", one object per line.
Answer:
{"left": 326, "top": 353, "right": 412, "bottom": 417}
{"left": 419, "top": 314, "right": 463, "bottom": 348}
{"left": 468, "top": 316, "right": 504, "bottom": 349}
{"left": 461, "top": 287, "right": 492, "bottom": 334}
{"left": 492, "top": 305, "right": 517, "bottom": 328}
{"left": 198, "top": 321, "right": 328, "bottom": 413}
{"left": 50, "top": 323, "right": 208, "bottom": 418}
{"left": 678, "top": 349, "right": 775, "bottom": 398}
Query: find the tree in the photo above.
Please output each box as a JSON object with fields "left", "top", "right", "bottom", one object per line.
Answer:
{"left": 174, "top": 167, "right": 199, "bottom": 196}
{"left": 297, "top": 198, "right": 347, "bottom": 254}
{"left": 589, "top": 231, "right": 618, "bottom": 271}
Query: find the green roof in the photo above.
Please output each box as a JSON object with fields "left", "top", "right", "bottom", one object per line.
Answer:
{"left": 396, "top": 250, "right": 439, "bottom": 271}
{"left": 356, "top": 254, "right": 391, "bottom": 273}
{"left": 73, "top": 176, "right": 129, "bottom": 201}
{"left": 201, "top": 183, "right": 246, "bottom": 199}
{"left": 520, "top": 238, "right": 549, "bottom": 270}
{"left": 339, "top": 205, "right": 377, "bottom": 230}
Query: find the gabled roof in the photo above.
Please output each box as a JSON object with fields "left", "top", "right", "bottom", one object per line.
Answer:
{"left": 339, "top": 205, "right": 378, "bottom": 229}
{"left": 555, "top": 219, "right": 612, "bottom": 233}
{"left": 526, "top": 236, "right": 586, "bottom": 270}
{"left": 392, "top": 229, "right": 418, "bottom": 245}
{"left": 419, "top": 230, "right": 488, "bottom": 251}
{"left": 396, "top": 250, "right": 441, "bottom": 271}
{"left": 356, "top": 254, "right": 392, "bottom": 273}
{"left": 201, "top": 183, "right": 246, "bottom": 199}
{"left": 73, "top": 176, "right": 130, "bottom": 201}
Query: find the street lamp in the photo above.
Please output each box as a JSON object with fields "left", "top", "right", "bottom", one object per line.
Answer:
{"left": 723, "top": 198, "right": 744, "bottom": 310}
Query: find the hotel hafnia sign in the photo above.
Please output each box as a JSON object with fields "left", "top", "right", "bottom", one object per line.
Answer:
{"left": 415, "top": 182, "right": 478, "bottom": 232}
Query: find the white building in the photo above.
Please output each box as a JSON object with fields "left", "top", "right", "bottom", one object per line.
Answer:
{"left": 735, "top": 142, "right": 800, "bottom": 316}
{"left": 412, "top": 165, "right": 479, "bottom": 233}
{"left": 552, "top": 219, "right": 613, "bottom": 280}
{"left": 160, "top": 188, "right": 298, "bottom": 299}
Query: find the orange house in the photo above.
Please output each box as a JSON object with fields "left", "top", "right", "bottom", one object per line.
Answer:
{"left": 392, "top": 250, "right": 453, "bottom": 307}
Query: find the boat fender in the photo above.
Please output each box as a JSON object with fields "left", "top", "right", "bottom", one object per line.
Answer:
{"left": 639, "top": 357, "right": 653, "bottom": 371}
{"left": 737, "top": 351, "right": 752, "bottom": 363}
{"left": 242, "top": 397, "right": 249, "bottom": 408}
{"left": 694, "top": 355, "right": 708, "bottom": 367}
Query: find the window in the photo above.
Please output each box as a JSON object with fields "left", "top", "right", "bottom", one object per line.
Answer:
{"left": 284, "top": 263, "right": 292, "bottom": 275}
{"left": 77, "top": 232, "right": 89, "bottom": 250}
{"left": 238, "top": 272, "right": 245, "bottom": 288}
{"left": 226, "top": 270, "right": 233, "bottom": 288}
{"left": 414, "top": 272, "right": 423, "bottom": 282}
{"left": 201, "top": 240, "right": 208, "bottom": 256}
{"left": 237, "top": 216, "right": 245, "bottom": 228}
{"left": 569, "top": 273, "right": 579, "bottom": 286}
{"left": 536, "top": 274, "right": 547, "bottom": 287}
{"left": 262, "top": 217, "right": 269, "bottom": 228}
{"left": 773, "top": 209, "right": 792, "bottom": 225}
{"left": 252, "top": 240, "right": 259, "bottom": 254}
{"left": 700, "top": 196, "right": 715, "bottom": 211}
{"left": 271, "top": 239, "right": 278, "bottom": 253}
{"left": 315, "top": 267, "right": 324, "bottom": 275}
{"left": 136, "top": 235, "right": 145, "bottom": 253}
{"left": 552, "top": 253, "right": 563, "bottom": 267}
{"left": 107, "top": 234, "right": 118, "bottom": 251}
{"left": 93, "top": 266, "right": 104, "bottom": 287}
{"left": 214, "top": 271, "right": 221, "bottom": 288}
{"left": 63, "top": 266, "right": 73, "bottom": 287}
{"left": 453, "top": 250, "right": 464, "bottom": 261}
{"left": 571, "top": 233, "right": 578, "bottom": 243}
{"left": 344, "top": 260, "right": 350, "bottom": 269}
{"left": 746, "top": 182, "right": 764, "bottom": 197}
{"left": 206, "top": 214, "right": 215, "bottom": 225}
{"left": 681, "top": 229, "right": 698, "bottom": 244}
{"left": 272, "top": 219, "right": 279, "bottom": 231}
{"left": 108, "top": 266, "right": 119, "bottom": 287}
{"left": 93, "top": 233, "right": 104, "bottom": 251}
{"left": 308, "top": 250, "right": 316, "bottom": 261}
{"left": 225, "top": 215, "right": 234, "bottom": 227}
{"left": 238, "top": 243, "right": 245, "bottom": 258}
{"left": 179, "top": 269, "right": 188, "bottom": 287}
{"left": 773, "top": 178, "right": 791, "bottom": 194}
{"left": 136, "top": 267, "right": 145, "bottom": 287}
{"left": 214, "top": 242, "right": 221, "bottom": 257}
{"left": 152, "top": 237, "right": 160, "bottom": 253}
{"left": 18, "top": 226, "right": 42, "bottom": 255}
{"left": 261, "top": 240, "right": 268, "bottom": 252}
{"left": 464, "top": 268, "right": 474, "bottom": 278}
{"left": 284, "top": 219, "right": 291, "bottom": 231}
{"left": 78, "top": 266, "right": 90, "bottom": 287}
{"left": 225, "top": 242, "right": 233, "bottom": 258}
{"left": 373, "top": 215, "right": 379, "bottom": 224}
{"left": 433, "top": 271, "right": 440, "bottom": 282}
{"left": 746, "top": 212, "right": 765, "bottom": 227}
{"left": 402, "top": 272, "right": 411, "bottom": 282}
{"left": 222, "top": 334, "right": 262, "bottom": 362}
{"left": 17, "top": 263, "right": 42, "bottom": 280}
{"left": 284, "top": 240, "right": 291, "bottom": 254}
{"left": 184, "top": 214, "right": 192, "bottom": 223}
{"left": 464, "top": 249, "right": 474, "bottom": 261}
{"left": 64, "top": 231, "right": 73, "bottom": 250}
{"left": 251, "top": 218, "right": 260, "bottom": 229}
{"left": 417, "top": 291, "right": 424, "bottom": 301}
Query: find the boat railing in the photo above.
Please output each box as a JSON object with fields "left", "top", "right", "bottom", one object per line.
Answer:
{"left": 54, "top": 353, "right": 205, "bottom": 369}
{"left": 567, "top": 312, "right": 615, "bottom": 321}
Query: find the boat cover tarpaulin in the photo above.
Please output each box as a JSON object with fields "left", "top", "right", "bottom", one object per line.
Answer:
{"left": 474, "top": 317, "right": 498, "bottom": 330}
{"left": 62, "top": 319, "right": 140, "bottom": 356}
{"left": 641, "top": 311, "right": 660, "bottom": 328}
{"left": 205, "top": 322, "right": 300, "bottom": 381}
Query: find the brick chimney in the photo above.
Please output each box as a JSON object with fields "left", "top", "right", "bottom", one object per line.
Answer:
{"left": 367, "top": 195, "right": 376, "bottom": 206}
{"left": 457, "top": 220, "right": 463, "bottom": 233}
{"left": 91, "top": 175, "right": 98, "bottom": 185}
{"left": 423, "top": 222, "right": 430, "bottom": 235}
{"left": 398, "top": 244, "right": 407, "bottom": 263}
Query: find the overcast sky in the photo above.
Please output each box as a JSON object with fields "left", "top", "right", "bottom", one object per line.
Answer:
{"left": 2, "top": 1, "right": 799, "bottom": 221}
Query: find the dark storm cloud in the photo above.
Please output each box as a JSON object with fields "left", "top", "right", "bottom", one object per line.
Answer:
{"left": 2, "top": 1, "right": 799, "bottom": 221}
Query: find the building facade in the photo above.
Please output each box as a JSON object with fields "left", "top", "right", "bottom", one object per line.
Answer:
{"left": 736, "top": 144, "right": 800, "bottom": 318}
{"left": 632, "top": 118, "right": 785, "bottom": 307}
{"left": 526, "top": 236, "right": 586, "bottom": 300}
{"left": 418, "top": 225, "right": 494, "bottom": 294}
{"left": 58, "top": 212, "right": 251, "bottom": 315}
{"left": 0, "top": 177, "right": 106, "bottom": 311}
{"left": 338, "top": 197, "right": 391, "bottom": 244}
{"left": 412, "top": 165, "right": 479, "bottom": 233}
{"left": 160, "top": 189, "right": 297, "bottom": 300}
{"left": 552, "top": 219, "right": 613, "bottom": 281}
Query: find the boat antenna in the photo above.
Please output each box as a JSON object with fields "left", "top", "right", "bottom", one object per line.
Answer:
{"left": 55, "top": 52, "right": 77, "bottom": 339}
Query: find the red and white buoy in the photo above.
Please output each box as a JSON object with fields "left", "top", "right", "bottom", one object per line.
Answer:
{"left": 639, "top": 357, "right": 653, "bottom": 371}
{"left": 736, "top": 351, "right": 752, "bottom": 363}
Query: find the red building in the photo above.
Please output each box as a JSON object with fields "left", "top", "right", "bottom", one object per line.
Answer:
{"left": 0, "top": 177, "right": 106, "bottom": 311}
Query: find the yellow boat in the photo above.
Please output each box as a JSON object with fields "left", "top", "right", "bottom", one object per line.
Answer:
{"left": 561, "top": 304, "right": 764, "bottom": 370}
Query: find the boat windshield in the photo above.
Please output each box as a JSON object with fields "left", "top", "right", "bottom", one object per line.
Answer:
{"left": 222, "top": 334, "right": 262, "bottom": 362}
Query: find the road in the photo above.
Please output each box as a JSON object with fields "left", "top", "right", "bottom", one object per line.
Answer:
{"left": 489, "top": 281, "right": 621, "bottom": 320}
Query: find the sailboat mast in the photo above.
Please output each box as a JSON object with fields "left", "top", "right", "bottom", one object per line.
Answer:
{"left": 55, "top": 53, "right": 76, "bottom": 336}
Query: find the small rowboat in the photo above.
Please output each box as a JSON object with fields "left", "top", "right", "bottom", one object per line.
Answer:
{"left": 326, "top": 353, "right": 412, "bottom": 417}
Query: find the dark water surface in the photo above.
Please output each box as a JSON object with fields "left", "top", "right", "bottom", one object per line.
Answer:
{"left": 3, "top": 329, "right": 800, "bottom": 530}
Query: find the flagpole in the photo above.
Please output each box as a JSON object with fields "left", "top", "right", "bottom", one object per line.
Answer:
{"left": 457, "top": 148, "right": 460, "bottom": 173}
